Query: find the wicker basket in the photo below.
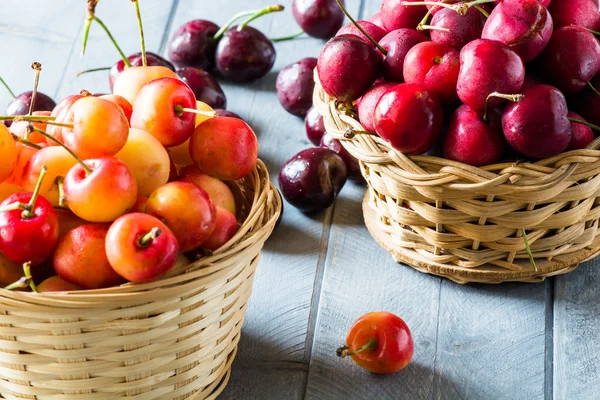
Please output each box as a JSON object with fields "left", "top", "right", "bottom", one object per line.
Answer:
{"left": 314, "top": 73, "right": 600, "bottom": 284}
{"left": 0, "top": 159, "right": 281, "bottom": 399}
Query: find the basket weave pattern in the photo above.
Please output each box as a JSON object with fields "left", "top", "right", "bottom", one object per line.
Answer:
{"left": 0, "top": 160, "right": 281, "bottom": 399}
{"left": 314, "top": 75, "right": 600, "bottom": 284}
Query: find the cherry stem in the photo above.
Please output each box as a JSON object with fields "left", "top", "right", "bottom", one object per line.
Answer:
{"left": 22, "top": 165, "right": 47, "bottom": 219}
{"left": 521, "top": 228, "right": 537, "bottom": 271}
{"left": 483, "top": 92, "right": 524, "bottom": 123}
{"left": 25, "top": 119, "right": 74, "bottom": 129}
{"left": 237, "top": 5, "right": 285, "bottom": 31}
{"left": 344, "top": 128, "right": 374, "bottom": 139}
{"left": 28, "top": 62, "right": 42, "bottom": 116}
{"left": 55, "top": 176, "right": 66, "bottom": 207}
{"left": 583, "top": 27, "right": 600, "bottom": 37}
{"left": 0, "top": 202, "right": 25, "bottom": 213}
{"left": 174, "top": 104, "right": 217, "bottom": 118}
{"left": 0, "top": 77, "right": 16, "bottom": 99}
{"left": 131, "top": 0, "right": 147, "bottom": 67}
{"left": 138, "top": 227, "right": 161, "bottom": 248}
{"left": 402, "top": 0, "right": 494, "bottom": 15}
{"left": 568, "top": 118, "right": 600, "bottom": 132}
{"left": 270, "top": 30, "right": 304, "bottom": 42}
{"left": 473, "top": 4, "right": 490, "bottom": 18}
{"left": 335, "top": 0, "right": 387, "bottom": 55}
{"left": 76, "top": 66, "right": 112, "bottom": 77}
{"left": 88, "top": 17, "right": 132, "bottom": 68}
{"left": 336, "top": 338, "right": 378, "bottom": 358}
{"left": 29, "top": 126, "right": 92, "bottom": 175}
{"left": 81, "top": 0, "right": 100, "bottom": 56}
{"left": 212, "top": 9, "right": 258, "bottom": 41}
{"left": 0, "top": 115, "right": 55, "bottom": 121}
{"left": 11, "top": 134, "right": 42, "bottom": 150}
{"left": 588, "top": 81, "right": 600, "bottom": 97}
{"left": 419, "top": 25, "right": 450, "bottom": 32}
{"left": 23, "top": 262, "right": 37, "bottom": 292}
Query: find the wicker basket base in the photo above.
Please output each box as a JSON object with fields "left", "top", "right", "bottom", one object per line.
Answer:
{"left": 363, "top": 192, "right": 600, "bottom": 284}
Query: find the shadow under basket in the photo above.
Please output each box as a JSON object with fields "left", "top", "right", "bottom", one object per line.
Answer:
{"left": 0, "top": 160, "right": 281, "bottom": 399}
{"left": 314, "top": 74, "right": 600, "bottom": 284}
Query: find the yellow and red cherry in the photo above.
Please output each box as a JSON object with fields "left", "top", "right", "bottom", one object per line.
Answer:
{"left": 112, "top": 66, "right": 178, "bottom": 106}
{"left": 179, "top": 165, "right": 236, "bottom": 214}
{"left": 45, "top": 94, "right": 84, "bottom": 145}
{"left": 105, "top": 213, "right": 179, "bottom": 283}
{"left": 167, "top": 100, "right": 215, "bottom": 166}
{"left": 131, "top": 196, "right": 148, "bottom": 213}
{"left": 99, "top": 94, "right": 133, "bottom": 122}
{"left": 53, "top": 223, "right": 125, "bottom": 289}
{"left": 0, "top": 167, "right": 59, "bottom": 265}
{"left": 4, "top": 143, "right": 42, "bottom": 186}
{"left": 0, "top": 123, "right": 17, "bottom": 182}
{"left": 115, "top": 128, "right": 170, "bottom": 197}
{"left": 37, "top": 276, "right": 81, "bottom": 292}
{"left": 62, "top": 96, "right": 129, "bottom": 159}
{"left": 0, "top": 183, "right": 23, "bottom": 203}
{"left": 146, "top": 181, "right": 216, "bottom": 252}
{"left": 9, "top": 110, "right": 51, "bottom": 144}
{"left": 189, "top": 117, "right": 258, "bottom": 181}
{"left": 201, "top": 206, "right": 238, "bottom": 251}
{"left": 21, "top": 146, "right": 77, "bottom": 206}
{"left": 63, "top": 157, "right": 137, "bottom": 223}
{"left": 130, "top": 77, "right": 197, "bottom": 147}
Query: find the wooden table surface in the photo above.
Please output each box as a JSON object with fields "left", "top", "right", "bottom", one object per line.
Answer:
{"left": 1, "top": 1, "right": 599, "bottom": 399}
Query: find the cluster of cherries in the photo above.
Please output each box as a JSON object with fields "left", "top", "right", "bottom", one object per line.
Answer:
{"left": 314, "top": 0, "right": 600, "bottom": 168}
{"left": 0, "top": 0, "right": 259, "bottom": 293}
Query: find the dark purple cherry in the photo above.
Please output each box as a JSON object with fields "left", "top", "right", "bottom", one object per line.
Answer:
{"left": 176, "top": 67, "right": 226, "bottom": 109}
{"left": 215, "top": 109, "right": 242, "bottom": 119}
{"left": 109, "top": 52, "right": 175, "bottom": 91}
{"left": 305, "top": 106, "right": 326, "bottom": 145}
{"left": 430, "top": 5, "right": 488, "bottom": 50}
{"left": 215, "top": 26, "right": 276, "bottom": 82}
{"left": 317, "top": 34, "right": 380, "bottom": 102}
{"left": 379, "top": 29, "right": 429, "bottom": 83}
{"left": 167, "top": 20, "right": 220, "bottom": 70}
{"left": 570, "top": 75, "right": 600, "bottom": 127}
{"left": 292, "top": 0, "right": 345, "bottom": 39}
{"left": 279, "top": 147, "right": 347, "bottom": 213}
{"left": 320, "top": 132, "right": 363, "bottom": 181}
{"left": 5, "top": 91, "right": 56, "bottom": 127}
{"left": 276, "top": 57, "right": 317, "bottom": 118}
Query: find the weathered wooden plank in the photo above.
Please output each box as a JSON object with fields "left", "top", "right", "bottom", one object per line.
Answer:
{"left": 0, "top": 2, "right": 83, "bottom": 108}
{"left": 304, "top": 184, "right": 442, "bottom": 400}
{"left": 222, "top": 363, "right": 307, "bottom": 400}
{"left": 553, "top": 258, "right": 600, "bottom": 400}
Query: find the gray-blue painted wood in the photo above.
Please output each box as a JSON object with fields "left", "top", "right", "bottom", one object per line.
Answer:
{"left": 0, "top": 1, "right": 597, "bottom": 399}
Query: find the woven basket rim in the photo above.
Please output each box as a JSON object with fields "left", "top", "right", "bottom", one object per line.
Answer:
{"left": 0, "top": 159, "right": 282, "bottom": 301}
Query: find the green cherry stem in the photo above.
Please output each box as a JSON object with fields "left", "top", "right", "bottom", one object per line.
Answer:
{"left": 335, "top": 0, "right": 388, "bottom": 55}
{"left": 567, "top": 118, "right": 600, "bottom": 132}
{"left": 76, "top": 66, "right": 112, "bottom": 77}
{"left": 0, "top": 115, "right": 55, "bottom": 122}
{"left": 23, "top": 262, "right": 37, "bottom": 292}
{"left": 270, "top": 30, "right": 304, "bottom": 42}
{"left": 91, "top": 17, "right": 132, "bottom": 67}
{"left": 237, "top": 5, "right": 285, "bottom": 31}
{"left": 131, "top": 0, "right": 147, "bottom": 67}
{"left": 483, "top": 92, "right": 524, "bottom": 123}
{"left": 29, "top": 126, "right": 92, "bottom": 175}
{"left": 419, "top": 25, "right": 450, "bottom": 32}
{"left": 174, "top": 104, "right": 217, "bottom": 118}
{"left": 584, "top": 27, "right": 600, "bottom": 37}
{"left": 28, "top": 62, "right": 42, "bottom": 116}
{"left": 81, "top": 0, "right": 99, "bottom": 56}
{"left": 21, "top": 165, "right": 47, "bottom": 219}
{"left": 11, "top": 134, "right": 43, "bottom": 150}
{"left": 473, "top": 4, "right": 490, "bottom": 17}
{"left": 139, "top": 227, "right": 161, "bottom": 248}
{"left": 3, "top": 275, "right": 31, "bottom": 291}
{"left": 0, "top": 202, "right": 25, "bottom": 213}
{"left": 336, "top": 338, "right": 379, "bottom": 358}
{"left": 588, "top": 81, "right": 600, "bottom": 97}
{"left": 212, "top": 9, "right": 259, "bottom": 41}
{"left": 0, "top": 77, "right": 16, "bottom": 99}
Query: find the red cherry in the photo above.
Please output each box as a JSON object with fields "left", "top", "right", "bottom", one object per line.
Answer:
{"left": 0, "top": 183, "right": 59, "bottom": 265}
{"left": 337, "top": 311, "right": 414, "bottom": 374}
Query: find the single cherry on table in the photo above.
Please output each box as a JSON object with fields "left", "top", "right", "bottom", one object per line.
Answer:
{"left": 292, "top": 0, "right": 346, "bottom": 39}
{"left": 276, "top": 57, "right": 317, "bottom": 118}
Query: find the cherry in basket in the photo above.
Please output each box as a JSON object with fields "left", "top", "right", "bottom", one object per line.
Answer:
{"left": 337, "top": 311, "right": 414, "bottom": 374}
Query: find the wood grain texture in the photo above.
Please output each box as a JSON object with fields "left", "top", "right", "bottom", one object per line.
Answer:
{"left": 0, "top": 2, "right": 83, "bottom": 107}
{"left": 553, "top": 258, "right": 600, "bottom": 400}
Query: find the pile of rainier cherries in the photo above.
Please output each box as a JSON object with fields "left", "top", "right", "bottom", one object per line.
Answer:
{"left": 276, "top": 0, "right": 600, "bottom": 213}
{"left": 0, "top": 1, "right": 259, "bottom": 293}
